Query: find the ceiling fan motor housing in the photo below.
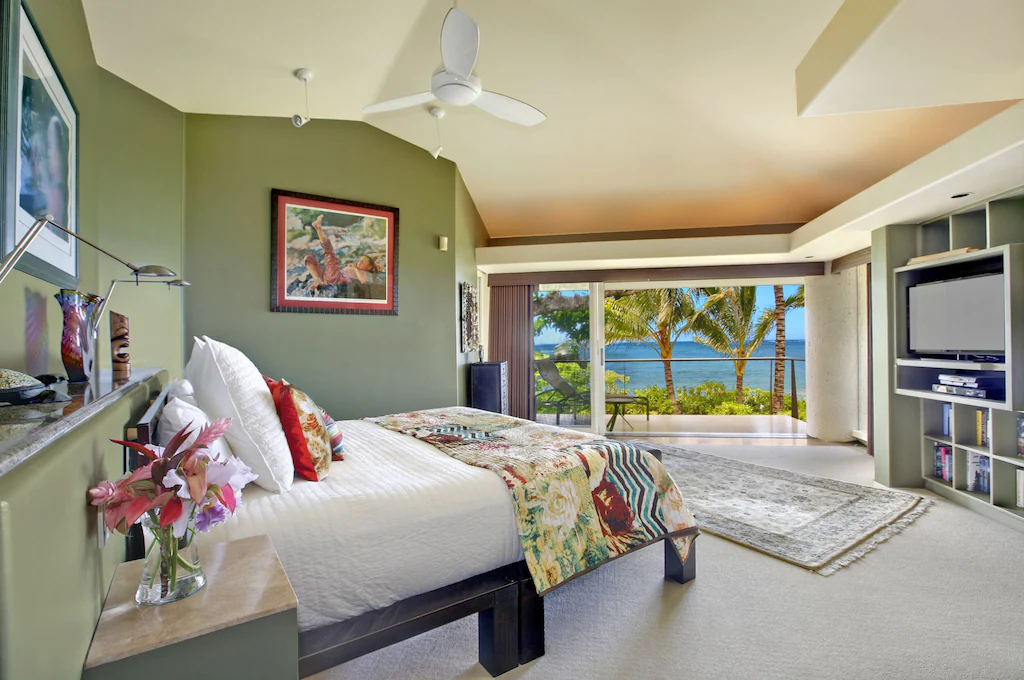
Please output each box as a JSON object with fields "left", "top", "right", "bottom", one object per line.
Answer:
{"left": 432, "top": 71, "right": 481, "bottom": 106}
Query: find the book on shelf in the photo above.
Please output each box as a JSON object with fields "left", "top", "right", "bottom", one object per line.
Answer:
{"left": 933, "top": 443, "right": 953, "bottom": 482}
{"left": 942, "top": 403, "right": 951, "bottom": 437}
{"left": 1018, "top": 417, "right": 1024, "bottom": 457}
{"left": 966, "top": 452, "right": 991, "bottom": 494}
{"left": 975, "top": 408, "right": 990, "bottom": 447}
{"left": 932, "top": 384, "right": 991, "bottom": 399}
{"left": 1017, "top": 469, "right": 1024, "bottom": 509}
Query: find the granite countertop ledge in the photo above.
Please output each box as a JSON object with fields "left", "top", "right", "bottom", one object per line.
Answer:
{"left": 0, "top": 368, "right": 163, "bottom": 478}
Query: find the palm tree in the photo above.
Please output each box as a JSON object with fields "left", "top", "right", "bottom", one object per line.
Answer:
{"left": 691, "top": 287, "right": 776, "bottom": 404}
{"left": 604, "top": 289, "right": 701, "bottom": 415}
{"left": 771, "top": 285, "right": 805, "bottom": 413}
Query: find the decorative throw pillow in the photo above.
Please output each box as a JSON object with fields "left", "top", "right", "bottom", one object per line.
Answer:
{"left": 267, "top": 382, "right": 332, "bottom": 481}
{"left": 322, "top": 411, "right": 345, "bottom": 461}
{"left": 185, "top": 336, "right": 294, "bottom": 493}
{"left": 156, "top": 397, "right": 235, "bottom": 461}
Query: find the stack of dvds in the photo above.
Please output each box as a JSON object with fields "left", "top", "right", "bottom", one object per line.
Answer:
{"left": 933, "top": 443, "right": 953, "bottom": 482}
{"left": 966, "top": 452, "right": 991, "bottom": 494}
{"left": 932, "top": 374, "right": 1002, "bottom": 399}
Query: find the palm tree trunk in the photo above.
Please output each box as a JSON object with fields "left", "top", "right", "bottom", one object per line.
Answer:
{"left": 663, "top": 358, "right": 681, "bottom": 415}
{"left": 735, "top": 360, "right": 746, "bottom": 403}
{"left": 772, "top": 285, "right": 786, "bottom": 413}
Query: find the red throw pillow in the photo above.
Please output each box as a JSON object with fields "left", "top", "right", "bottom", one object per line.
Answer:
{"left": 265, "top": 379, "right": 331, "bottom": 482}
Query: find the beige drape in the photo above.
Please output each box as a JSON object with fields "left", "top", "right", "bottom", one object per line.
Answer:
{"left": 488, "top": 284, "right": 535, "bottom": 420}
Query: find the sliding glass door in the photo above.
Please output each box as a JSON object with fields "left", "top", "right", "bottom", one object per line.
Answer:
{"left": 533, "top": 283, "right": 605, "bottom": 432}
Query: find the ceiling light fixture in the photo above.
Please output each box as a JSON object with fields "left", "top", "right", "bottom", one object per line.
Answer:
{"left": 292, "top": 68, "right": 313, "bottom": 128}
{"left": 430, "top": 106, "right": 445, "bottom": 159}
{"left": 950, "top": 192, "right": 973, "bottom": 199}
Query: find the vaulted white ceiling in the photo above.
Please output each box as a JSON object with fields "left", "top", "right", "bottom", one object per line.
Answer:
{"left": 83, "top": 0, "right": 1018, "bottom": 240}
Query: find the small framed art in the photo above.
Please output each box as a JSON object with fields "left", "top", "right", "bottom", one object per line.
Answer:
{"left": 460, "top": 282, "right": 480, "bottom": 353}
{"left": 270, "top": 189, "right": 399, "bottom": 315}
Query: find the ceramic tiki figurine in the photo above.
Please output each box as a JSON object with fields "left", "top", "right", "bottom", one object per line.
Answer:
{"left": 110, "top": 311, "right": 131, "bottom": 379}
{"left": 54, "top": 289, "right": 102, "bottom": 383}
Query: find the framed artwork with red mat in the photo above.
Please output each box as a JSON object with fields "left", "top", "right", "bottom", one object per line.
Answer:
{"left": 271, "top": 189, "right": 398, "bottom": 315}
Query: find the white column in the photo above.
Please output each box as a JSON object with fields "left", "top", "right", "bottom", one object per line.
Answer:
{"left": 805, "top": 267, "right": 860, "bottom": 442}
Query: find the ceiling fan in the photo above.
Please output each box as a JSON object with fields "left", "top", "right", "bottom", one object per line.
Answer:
{"left": 362, "top": 7, "right": 546, "bottom": 127}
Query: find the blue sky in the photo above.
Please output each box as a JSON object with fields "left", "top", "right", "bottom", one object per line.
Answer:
{"left": 534, "top": 285, "right": 805, "bottom": 345}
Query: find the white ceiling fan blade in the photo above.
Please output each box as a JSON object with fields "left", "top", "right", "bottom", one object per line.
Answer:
{"left": 474, "top": 91, "right": 546, "bottom": 127}
{"left": 362, "top": 92, "right": 435, "bottom": 114}
{"left": 440, "top": 8, "right": 479, "bottom": 79}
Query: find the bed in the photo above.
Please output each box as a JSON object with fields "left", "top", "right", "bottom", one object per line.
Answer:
{"left": 129, "top": 386, "right": 698, "bottom": 677}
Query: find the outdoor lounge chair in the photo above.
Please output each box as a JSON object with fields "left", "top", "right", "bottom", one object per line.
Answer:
{"left": 534, "top": 358, "right": 649, "bottom": 431}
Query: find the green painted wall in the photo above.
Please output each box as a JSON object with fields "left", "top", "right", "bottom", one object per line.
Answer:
{"left": 455, "top": 169, "right": 485, "bottom": 403}
{"left": 184, "top": 115, "right": 473, "bottom": 419}
{"left": 94, "top": 70, "right": 186, "bottom": 377}
{"left": 0, "top": 1, "right": 185, "bottom": 377}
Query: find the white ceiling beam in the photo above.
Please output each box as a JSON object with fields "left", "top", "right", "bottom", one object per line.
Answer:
{"left": 795, "top": 0, "right": 902, "bottom": 116}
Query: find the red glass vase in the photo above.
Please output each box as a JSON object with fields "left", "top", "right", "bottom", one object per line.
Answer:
{"left": 54, "top": 289, "right": 101, "bottom": 383}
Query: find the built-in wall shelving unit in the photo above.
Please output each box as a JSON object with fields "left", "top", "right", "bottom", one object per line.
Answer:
{"left": 896, "top": 189, "right": 1024, "bottom": 531}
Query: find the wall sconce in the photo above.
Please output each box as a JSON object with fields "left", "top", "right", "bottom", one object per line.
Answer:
{"left": 439, "top": 236, "right": 449, "bottom": 251}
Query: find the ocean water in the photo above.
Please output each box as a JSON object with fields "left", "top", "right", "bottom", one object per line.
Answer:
{"left": 536, "top": 339, "right": 806, "bottom": 398}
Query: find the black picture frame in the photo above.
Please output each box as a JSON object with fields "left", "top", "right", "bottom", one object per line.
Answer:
{"left": 0, "top": 0, "right": 79, "bottom": 289}
{"left": 270, "top": 189, "right": 399, "bottom": 316}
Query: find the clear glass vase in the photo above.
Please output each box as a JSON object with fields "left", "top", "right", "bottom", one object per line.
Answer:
{"left": 136, "top": 511, "right": 206, "bottom": 605}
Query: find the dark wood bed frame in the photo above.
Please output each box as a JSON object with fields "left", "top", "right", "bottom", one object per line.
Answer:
{"left": 126, "top": 385, "right": 696, "bottom": 677}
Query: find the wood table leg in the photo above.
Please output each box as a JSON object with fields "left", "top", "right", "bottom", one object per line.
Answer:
{"left": 665, "top": 538, "right": 696, "bottom": 584}
{"left": 478, "top": 584, "right": 519, "bottom": 677}
{"left": 517, "top": 576, "right": 544, "bottom": 664}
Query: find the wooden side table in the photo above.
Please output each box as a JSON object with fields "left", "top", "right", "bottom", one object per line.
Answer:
{"left": 84, "top": 534, "right": 298, "bottom": 680}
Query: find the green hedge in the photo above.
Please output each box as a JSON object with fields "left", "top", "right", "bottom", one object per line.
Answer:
{"left": 534, "top": 363, "right": 806, "bottom": 421}
{"left": 632, "top": 382, "right": 806, "bottom": 420}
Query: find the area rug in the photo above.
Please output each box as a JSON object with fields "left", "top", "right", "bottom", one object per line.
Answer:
{"left": 633, "top": 442, "right": 931, "bottom": 575}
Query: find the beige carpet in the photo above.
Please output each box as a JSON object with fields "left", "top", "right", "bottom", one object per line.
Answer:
{"left": 314, "top": 441, "right": 1024, "bottom": 680}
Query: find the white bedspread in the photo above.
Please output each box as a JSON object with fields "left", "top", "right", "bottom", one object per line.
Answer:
{"left": 203, "top": 419, "right": 523, "bottom": 632}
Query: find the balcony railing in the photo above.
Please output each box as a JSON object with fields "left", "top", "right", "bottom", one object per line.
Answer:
{"left": 535, "top": 356, "right": 805, "bottom": 421}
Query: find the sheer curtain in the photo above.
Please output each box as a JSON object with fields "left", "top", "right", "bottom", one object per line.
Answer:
{"left": 488, "top": 284, "right": 535, "bottom": 420}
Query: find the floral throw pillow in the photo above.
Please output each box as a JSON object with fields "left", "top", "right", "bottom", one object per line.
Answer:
{"left": 267, "top": 381, "right": 331, "bottom": 482}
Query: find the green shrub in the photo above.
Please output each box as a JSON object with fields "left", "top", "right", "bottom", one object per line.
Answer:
{"left": 710, "top": 401, "right": 755, "bottom": 415}
{"left": 534, "top": 365, "right": 806, "bottom": 421}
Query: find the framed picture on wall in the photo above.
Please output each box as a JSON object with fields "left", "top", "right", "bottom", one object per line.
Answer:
{"left": 270, "top": 189, "right": 399, "bottom": 315}
{"left": 0, "top": 3, "right": 79, "bottom": 288}
{"left": 460, "top": 282, "right": 480, "bottom": 353}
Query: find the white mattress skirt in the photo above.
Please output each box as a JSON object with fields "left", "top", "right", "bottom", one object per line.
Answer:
{"left": 203, "top": 419, "right": 524, "bottom": 631}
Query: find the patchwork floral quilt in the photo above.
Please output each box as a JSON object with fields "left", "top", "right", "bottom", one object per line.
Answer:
{"left": 365, "top": 407, "right": 699, "bottom": 594}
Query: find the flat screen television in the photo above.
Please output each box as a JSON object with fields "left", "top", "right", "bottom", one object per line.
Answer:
{"left": 908, "top": 274, "right": 1005, "bottom": 355}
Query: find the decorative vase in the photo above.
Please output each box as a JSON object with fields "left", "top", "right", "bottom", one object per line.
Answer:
{"left": 54, "top": 289, "right": 101, "bottom": 384}
{"left": 136, "top": 511, "right": 206, "bottom": 605}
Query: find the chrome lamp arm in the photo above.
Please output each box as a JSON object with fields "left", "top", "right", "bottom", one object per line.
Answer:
{"left": 0, "top": 214, "right": 177, "bottom": 289}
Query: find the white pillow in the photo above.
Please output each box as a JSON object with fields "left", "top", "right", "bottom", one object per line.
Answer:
{"left": 185, "top": 336, "right": 294, "bottom": 493}
{"left": 166, "top": 378, "right": 197, "bottom": 406}
{"left": 157, "top": 397, "right": 235, "bottom": 461}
